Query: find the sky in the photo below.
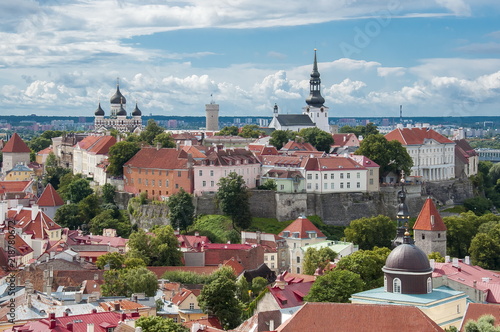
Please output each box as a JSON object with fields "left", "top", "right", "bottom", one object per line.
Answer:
{"left": 1, "top": 0, "right": 500, "bottom": 119}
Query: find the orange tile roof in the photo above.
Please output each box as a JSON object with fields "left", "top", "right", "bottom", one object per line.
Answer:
{"left": 172, "top": 288, "right": 194, "bottom": 306}
{"left": 182, "top": 145, "right": 207, "bottom": 159}
{"left": 99, "top": 299, "right": 148, "bottom": 311}
{"left": 37, "top": 146, "right": 53, "bottom": 155}
{"left": 10, "top": 208, "right": 61, "bottom": 239}
{"left": 281, "top": 141, "right": 317, "bottom": 152}
{"left": 413, "top": 198, "right": 447, "bottom": 231}
{"left": 332, "top": 133, "right": 360, "bottom": 147}
{"left": 308, "top": 156, "right": 367, "bottom": 171}
{"left": 0, "top": 180, "right": 32, "bottom": 194}
{"left": 88, "top": 136, "right": 116, "bottom": 154}
{"left": 124, "top": 147, "right": 191, "bottom": 169}
{"left": 2, "top": 133, "right": 31, "bottom": 153}
{"left": 279, "top": 216, "right": 326, "bottom": 239}
{"left": 385, "top": 127, "right": 454, "bottom": 145}
{"left": 37, "top": 183, "right": 64, "bottom": 207}
{"left": 276, "top": 302, "right": 443, "bottom": 332}
{"left": 76, "top": 135, "right": 101, "bottom": 149}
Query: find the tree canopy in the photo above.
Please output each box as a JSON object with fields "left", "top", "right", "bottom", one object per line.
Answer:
{"left": 135, "top": 316, "right": 188, "bottom": 332}
{"left": 127, "top": 225, "right": 182, "bottom": 266}
{"left": 216, "top": 172, "right": 252, "bottom": 230}
{"left": 355, "top": 134, "right": 413, "bottom": 178}
{"left": 304, "top": 269, "right": 365, "bottom": 303}
{"left": 167, "top": 188, "right": 195, "bottom": 231}
{"left": 218, "top": 126, "right": 239, "bottom": 136}
{"left": 198, "top": 267, "right": 242, "bottom": 330}
{"left": 269, "top": 130, "right": 296, "bottom": 150}
{"left": 60, "top": 177, "right": 93, "bottom": 204}
{"left": 107, "top": 141, "right": 140, "bottom": 176}
{"left": 339, "top": 123, "right": 379, "bottom": 138}
{"left": 239, "top": 124, "right": 264, "bottom": 138}
{"left": 298, "top": 127, "right": 334, "bottom": 153}
{"left": 303, "top": 247, "right": 337, "bottom": 275}
{"left": 153, "top": 132, "right": 176, "bottom": 148}
{"left": 102, "top": 267, "right": 158, "bottom": 297}
{"left": 464, "top": 314, "right": 500, "bottom": 332}
{"left": 140, "top": 119, "right": 166, "bottom": 145}
{"left": 344, "top": 215, "right": 396, "bottom": 250}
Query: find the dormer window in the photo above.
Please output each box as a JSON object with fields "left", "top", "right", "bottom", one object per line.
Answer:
{"left": 282, "top": 231, "right": 290, "bottom": 238}
{"left": 292, "top": 232, "right": 299, "bottom": 238}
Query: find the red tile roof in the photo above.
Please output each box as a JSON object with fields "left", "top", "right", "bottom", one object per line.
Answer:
{"left": 332, "top": 133, "right": 360, "bottom": 147}
{"left": 184, "top": 317, "right": 224, "bottom": 332}
{"left": 124, "top": 147, "right": 191, "bottom": 169}
{"left": 38, "top": 146, "right": 53, "bottom": 155}
{"left": 432, "top": 262, "right": 500, "bottom": 304}
{"left": 76, "top": 135, "right": 116, "bottom": 155}
{"left": 349, "top": 155, "right": 379, "bottom": 168}
{"left": 413, "top": 198, "right": 447, "bottom": 231}
{"left": 276, "top": 302, "right": 443, "bottom": 332}
{"left": 268, "top": 281, "right": 313, "bottom": 309}
{"left": 2, "top": 133, "right": 31, "bottom": 153}
{"left": 6, "top": 232, "right": 33, "bottom": 257}
{"left": 0, "top": 180, "right": 32, "bottom": 194}
{"left": 279, "top": 216, "right": 326, "bottom": 239}
{"left": 385, "top": 127, "right": 454, "bottom": 145}
{"left": 172, "top": 288, "right": 195, "bottom": 306}
{"left": 37, "top": 183, "right": 65, "bottom": 207}
{"left": 177, "top": 234, "right": 210, "bottom": 251}
{"left": 281, "top": 141, "right": 317, "bottom": 152}
{"left": 10, "top": 207, "right": 62, "bottom": 239}
{"left": 306, "top": 156, "right": 367, "bottom": 171}
{"left": 460, "top": 303, "right": 500, "bottom": 331}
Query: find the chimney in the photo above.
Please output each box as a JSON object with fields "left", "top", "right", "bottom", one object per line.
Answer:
{"left": 49, "top": 312, "right": 56, "bottom": 329}
{"left": 156, "top": 142, "right": 161, "bottom": 151}
{"left": 31, "top": 204, "right": 39, "bottom": 220}
{"left": 429, "top": 259, "right": 435, "bottom": 270}
{"left": 452, "top": 257, "right": 459, "bottom": 267}
{"left": 92, "top": 308, "right": 97, "bottom": 313}
{"left": 66, "top": 323, "right": 73, "bottom": 331}
{"left": 87, "top": 323, "right": 94, "bottom": 332}
{"left": 465, "top": 256, "right": 470, "bottom": 265}
{"left": 194, "top": 231, "right": 199, "bottom": 237}
{"left": 74, "top": 292, "right": 82, "bottom": 303}
{"left": 114, "top": 302, "right": 120, "bottom": 311}
{"left": 445, "top": 255, "right": 451, "bottom": 263}
{"left": 121, "top": 313, "right": 127, "bottom": 321}
{"left": 63, "top": 311, "right": 69, "bottom": 317}
{"left": 269, "top": 320, "right": 275, "bottom": 331}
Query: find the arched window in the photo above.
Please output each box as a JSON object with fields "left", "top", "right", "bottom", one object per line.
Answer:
{"left": 427, "top": 277, "right": 432, "bottom": 293}
{"left": 384, "top": 276, "right": 387, "bottom": 292}
{"left": 393, "top": 278, "right": 402, "bottom": 294}
{"left": 422, "top": 234, "right": 425, "bottom": 240}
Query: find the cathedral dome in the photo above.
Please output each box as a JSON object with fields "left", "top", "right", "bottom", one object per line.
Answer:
{"left": 94, "top": 103, "right": 105, "bottom": 116}
{"left": 384, "top": 242, "right": 432, "bottom": 273}
{"left": 132, "top": 103, "right": 142, "bottom": 116}
{"left": 117, "top": 104, "right": 127, "bottom": 116}
{"left": 110, "top": 85, "right": 126, "bottom": 105}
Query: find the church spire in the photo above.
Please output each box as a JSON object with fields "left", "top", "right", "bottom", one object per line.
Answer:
{"left": 392, "top": 172, "right": 410, "bottom": 248}
{"left": 305, "top": 49, "right": 325, "bottom": 108}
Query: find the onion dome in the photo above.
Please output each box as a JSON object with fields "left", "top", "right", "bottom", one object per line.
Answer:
{"left": 132, "top": 103, "right": 142, "bottom": 116}
{"left": 117, "top": 104, "right": 127, "bottom": 116}
{"left": 384, "top": 237, "right": 432, "bottom": 274}
{"left": 305, "top": 49, "right": 326, "bottom": 108}
{"left": 110, "top": 81, "right": 126, "bottom": 105}
{"left": 94, "top": 103, "right": 105, "bottom": 116}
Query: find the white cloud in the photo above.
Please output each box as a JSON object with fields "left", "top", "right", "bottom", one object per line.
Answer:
{"left": 377, "top": 67, "right": 406, "bottom": 77}
{"left": 434, "top": 0, "right": 471, "bottom": 15}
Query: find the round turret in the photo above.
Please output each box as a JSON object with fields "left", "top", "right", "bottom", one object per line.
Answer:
{"left": 116, "top": 104, "right": 127, "bottom": 116}
{"left": 132, "top": 103, "right": 142, "bottom": 116}
{"left": 110, "top": 85, "right": 126, "bottom": 105}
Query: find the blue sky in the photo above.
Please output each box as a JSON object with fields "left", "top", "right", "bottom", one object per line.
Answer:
{"left": 1, "top": 0, "right": 500, "bottom": 119}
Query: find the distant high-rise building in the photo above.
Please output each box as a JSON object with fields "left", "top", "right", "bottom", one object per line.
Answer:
{"left": 205, "top": 100, "right": 219, "bottom": 131}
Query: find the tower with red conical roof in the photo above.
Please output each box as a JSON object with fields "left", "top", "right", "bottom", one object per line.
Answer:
{"left": 1, "top": 133, "right": 31, "bottom": 174}
{"left": 413, "top": 197, "right": 447, "bottom": 257}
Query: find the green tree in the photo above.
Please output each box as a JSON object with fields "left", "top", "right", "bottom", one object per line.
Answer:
{"left": 489, "top": 163, "right": 500, "bottom": 186}
{"left": 469, "top": 229, "right": 500, "bottom": 270}
{"left": 153, "top": 132, "right": 176, "bottom": 148}
{"left": 251, "top": 277, "right": 268, "bottom": 295}
{"left": 464, "top": 314, "right": 500, "bottom": 332}
{"left": 239, "top": 125, "right": 264, "bottom": 138}
{"left": 428, "top": 252, "right": 445, "bottom": 263}
{"left": 89, "top": 209, "right": 132, "bottom": 238}
{"left": 101, "top": 183, "right": 116, "bottom": 205}
{"left": 128, "top": 226, "right": 182, "bottom": 266}
{"left": 298, "top": 127, "right": 334, "bottom": 153}
{"left": 335, "top": 247, "right": 390, "bottom": 289}
{"left": 303, "top": 247, "right": 337, "bottom": 275}
{"left": 257, "top": 179, "right": 277, "bottom": 190}
{"left": 443, "top": 212, "right": 491, "bottom": 258}
{"left": 96, "top": 252, "right": 125, "bottom": 270}
{"left": 198, "top": 267, "right": 242, "bottom": 330}
{"left": 344, "top": 215, "right": 396, "bottom": 250}
{"left": 140, "top": 119, "right": 166, "bottom": 145}
{"left": 339, "top": 123, "right": 378, "bottom": 138}
{"left": 236, "top": 277, "right": 251, "bottom": 303}
{"left": 304, "top": 269, "right": 365, "bottom": 303}
{"left": 101, "top": 269, "right": 128, "bottom": 296}
{"left": 216, "top": 172, "right": 252, "bottom": 230}
{"left": 126, "top": 267, "right": 159, "bottom": 297}
{"left": 355, "top": 134, "right": 413, "bottom": 178}
{"left": 269, "top": 130, "right": 295, "bottom": 150}
{"left": 62, "top": 178, "right": 93, "bottom": 204}
{"left": 167, "top": 188, "right": 195, "bottom": 231}
{"left": 29, "top": 136, "right": 52, "bottom": 152}
{"left": 124, "top": 257, "right": 146, "bottom": 269}
{"left": 463, "top": 197, "right": 493, "bottom": 216}
{"left": 136, "top": 316, "right": 188, "bottom": 332}
{"left": 54, "top": 203, "right": 82, "bottom": 229}
{"left": 107, "top": 141, "right": 140, "bottom": 177}
{"left": 40, "top": 130, "right": 64, "bottom": 140}
{"left": 78, "top": 194, "right": 103, "bottom": 224}
{"left": 43, "top": 155, "right": 70, "bottom": 189}
{"left": 218, "top": 126, "right": 239, "bottom": 136}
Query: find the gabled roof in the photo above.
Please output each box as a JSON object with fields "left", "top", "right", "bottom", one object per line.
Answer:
{"left": 177, "top": 234, "right": 210, "bottom": 251}
{"left": 2, "top": 133, "right": 30, "bottom": 153}
{"left": 10, "top": 207, "right": 62, "bottom": 239}
{"left": 413, "top": 198, "right": 447, "bottom": 231}
{"left": 37, "top": 146, "right": 53, "bottom": 155}
{"left": 6, "top": 232, "right": 34, "bottom": 257}
{"left": 281, "top": 141, "right": 317, "bottom": 152}
{"left": 279, "top": 216, "right": 326, "bottom": 239}
{"left": 172, "top": 288, "right": 196, "bottom": 306}
{"left": 37, "top": 184, "right": 65, "bottom": 207}
{"left": 259, "top": 155, "right": 308, "bottom": 168}
{"left": 76, "top": 135, "right": 116, "bottom": 155}
{"left": 124, "top": 147, "right": 191, "bottom": 169}
{"left": 8, "top": 164, "right": 33, "bottom": 172}
{"left": 332, "top": 133, "right": 360, "bottom": 147}
{"left": 349, "top": 155, "right": 380, "bottom": 168}
{"left": 0, "top": 180, "right": 33, "bottom": 194}
{"left": 268, "top": 281, "right": 313, "bottom": 309}
{"left": 385, "top": 127, "right": 454, "bottom": 145}
{"left": 182, "top": 145, "right": 207, "bottom": 159}
{"left": 306, "top": 156, "right": 367, "bottom": 171}
{"left": 432, "top": 262, "right": 500, "bottom": 304}
{"left": 275, "top": 114, "right": 314, "bottom": 126}
{"left": 454, "top": 139, "right": 478, "bottom": 157}
{"left": 276, "top": 302, "right": 443, "bottom": 332}
{"left": 460, "top": 303, "right": 500, "bottom": 331}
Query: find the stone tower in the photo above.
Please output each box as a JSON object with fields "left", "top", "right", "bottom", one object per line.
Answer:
{"left": 413, "top": 197, "right": 447, "bottom": 257}
{"left": 205, "top": 99, "right": 219, "bottom": 131}
{"left": 302, "top": 49, "right": 330, "bottom": 132}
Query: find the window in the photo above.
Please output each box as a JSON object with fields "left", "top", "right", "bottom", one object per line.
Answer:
{"left": 330, "top": 173, "right": 334, "bottom": 179}
{"left": 438, "top": 233, "right": 441, "bottom": 238}
{"left": 369, "top": 169, "right": 373, "bottom": 176}
{"left": 202, "top": 181, "right": 206, "bottom": 187}
{"left": 159, "top": 170, "right": 162, "bottom": 176}
{"left": 166, "top": 180, "right": 169, "bottom": 187}
{"left": 393, "top": 278, "right": 401, "bottom": 293}
{"left": 307, "top": 174, "right": 312, "bottom": 180}
{"left": 145, "top": 179, "right": 149, "bottom": 186}
{"left": 315, "top": 174, "right": 319, "bottom": 180}
{"left": 356, "top": 172, "right": 360, "bottom": 178}
{"left": 427, "top": 277, "right": 432, "bottom": 293}
{"left": 315, "top": 183, "right": 318, "bottom": 190}
{"left": 139, "top": 169, "right": 141, "bottom": 174}
{"left": 357, "top": 182, "right": 360, "bottom": 188}
{"left": 324, "top": 174, "right": 328, "bottom": 179}
{"left": 158, "top": 180, "right": 162, "bottom": 187}
{"left": 175, "top": 184, "right": 179, "bottom": 189}
{"left": 138, "top": 178, "right": 142, "bottom": 184}
{"left": 347, "top": 173, "right": 350, "bottom": 179}
{"left": 307, "top": 183, "right": 311, "bottom": 189}
{"left": 145, "top": 169, "right": 148, "bottom": 175}
{"left": 211, "top": 181, "right": 215, "bottom": 187}
{"left": 210, "top": 170, "right": 214, "bottom": 176}
{"left": 271, "top": 263, "right": 275, "bottom": 268}
{"left": 189, "top": 303, "right": 195, "bottom": 310}
{"left": 296, "top": 267, "right": 300, "bottom": 273}
{"left": 178, "top": 171, "right": 182, "bottom": 177}
{"left": 199, "top": 170, "right": 203, "bottom": 176}
{"left": 340, "top": 173, "right": 344, "bottom": 179}
{"left": 271, "top": 255, "right": 275, "bottom": 260}
{"left": 152, "top": 170, "right": 155, "bottom": 175}
{"left": 457, "top": 304, "right": 460, "bottom": 314}
{"left": 422, "top": 234, "right": 425, "bottom": 240}
{"left": 340, "top": 182, "right": 344, "bottom": 189}
{"left": 173, "top": 318, "right": 178, "bottom": 323}
{"left": 369, "top": 179, "right": 374, "bottom": 185}
{"left": 330, "top": 183, "right": 335, "bottom": 189}
{"left": 324, "top": 183, "right": 328, "bottom": 189}
{"left": 280, "top": 185, "right": 285, "bottom": 190}
{"left": 384, "top": 276, "right": 387, "bottom": 291}
{"left": 151, "top": 180, "right": 155, "bottom": 186}
{"left": 296, "top": 256, "right": 300, "bottom": 263}
{"left": 347, "top": 182, "right": 350, "bottom": 189}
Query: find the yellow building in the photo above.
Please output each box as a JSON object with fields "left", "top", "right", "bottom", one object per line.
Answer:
{"left": 5, "top": 163, "right": 34, "bottom": 181}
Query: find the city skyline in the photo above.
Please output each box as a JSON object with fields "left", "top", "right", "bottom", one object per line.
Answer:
{"left": 1, "top": 0, "right": 500, "bottom": 118}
